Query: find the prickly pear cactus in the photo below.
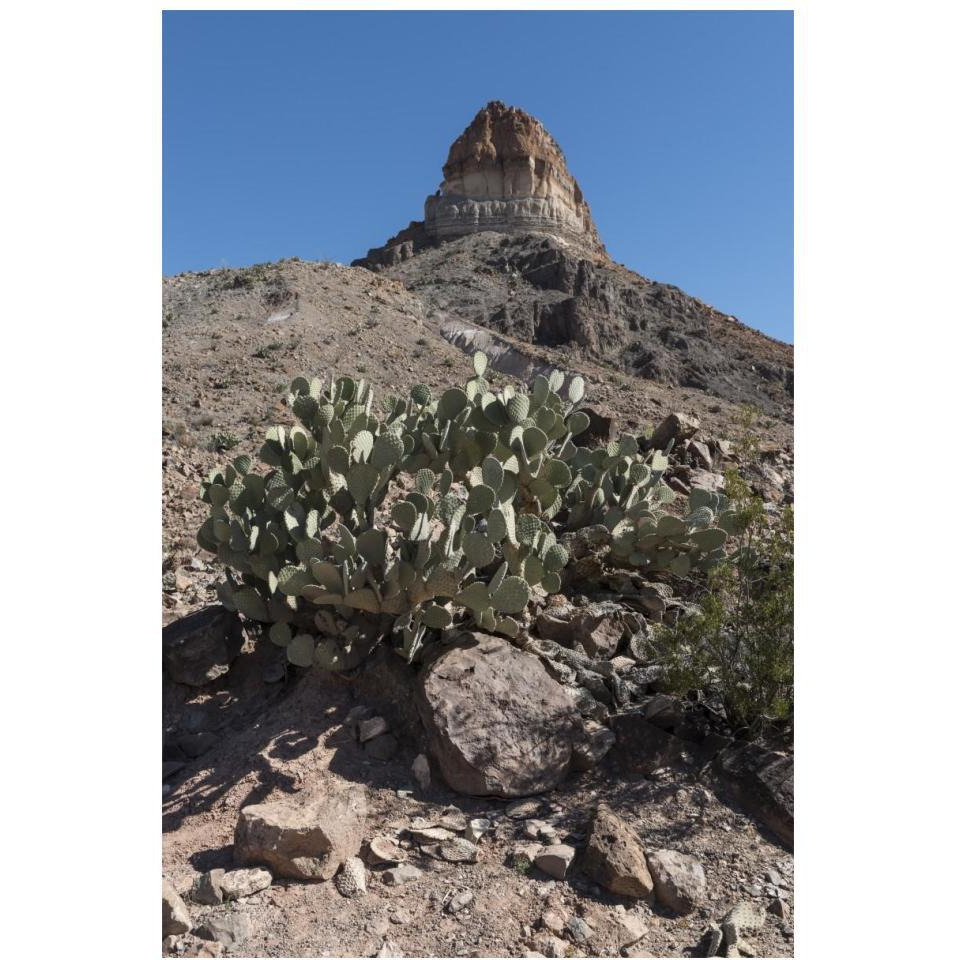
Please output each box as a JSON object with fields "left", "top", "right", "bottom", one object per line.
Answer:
{"left": 198, "top": 351, "right": 729, "bottom": 672}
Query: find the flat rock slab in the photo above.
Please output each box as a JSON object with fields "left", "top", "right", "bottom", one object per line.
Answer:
{"left": 417, "top": 632, "right": 582, "bottom": 798}
{"left": 233, "top": 782, "right": 366, "bottom": 881}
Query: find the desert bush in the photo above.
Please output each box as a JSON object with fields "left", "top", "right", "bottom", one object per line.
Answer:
{"left": 649, "top": 468, "right": 794, "bottom": 734}
{"left": 197, "top": 353, "right": 727, "bottom": 671}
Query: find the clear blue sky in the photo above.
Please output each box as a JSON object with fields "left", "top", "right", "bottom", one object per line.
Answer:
{"left": 163, "top": 11, "right": 793, "bottom": 343}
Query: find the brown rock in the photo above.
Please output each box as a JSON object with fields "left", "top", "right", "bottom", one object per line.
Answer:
{"left": 580, "top": 805, "right": 654, "bottom": 898}
{"left": 417, "top": 633, "right": 581, "bottom": 797}
{"left": 233, "top": 782, "right": 366, "bottom": 881}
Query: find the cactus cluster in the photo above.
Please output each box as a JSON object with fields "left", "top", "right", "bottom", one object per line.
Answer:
{"left": 608, "top": 487, "right": 737, "bottom": 575}
{"left": 197, "top": 353, "right": 731, "bottom": 671}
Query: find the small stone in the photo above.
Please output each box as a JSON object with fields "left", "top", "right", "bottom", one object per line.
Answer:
{"left": 438, "top": 807, "right": 469, "bottom": 832}
{"left": 367, "top": 836, "right": 406, "bottom": 866}
{"left": 383, "top": 864, "right": 422, "bottom": 886}
{"left": 614, "top": 913, "right": 649, "bottom": 947}
{"left": 173, "top": 934, "right": 224, "bottom": 957}
{"left": 647, "top": 849, "right": 707, "bottom": 914}
{"left": 524, "top": 819, "right": 558, "bottom": 843}
{"left": 359, "top": 717, "right": 389, "bottom": 743}
{"left": 219, "top": 867, "right": 271, "bottom": 901}
{"left": 769, "top": 898, "right": 790, "bottom": 919}
{"left": 439, "top": 837, "right": 480, "bottom": 863}
{"left": 409, "top": 825, "right": 456, "bottom": 843}
{"left": 195, "top": 913, "right": 251, "bottom": 948}
{"left": 565, "top": 916, "right": 594, "bottom": 944}
{"left": 390, "top": 907, "right": 413, "bottom": 924}
{"left": 365, "top": 734, "right": 399, "bottom": 762}
{"left": 509, "top": 843, "right": 543, "bottom": 868}
{"left": 688, "top": 440, "right": 713, "bottom": 470}
{"left": 571, "top": 720, "right": 617, "bottom": 771}
{"left": 162, "top": 877, "right": 193, "bottom": 937}
{"left": 610, "top": 656, "right": 636, "bottom": 674}
{"left": 163, "top": 760, "right": 186, "bottom": 780}
{"left": 536, "top": 934, "right": 568, "bottom": 957}
{"left": 412, "top": 754, "right": 431, "bottom": 790}
{"left": 376, "top": 940, "right": 403, "bottom": 958}
{"left": 534, "top": 845, "right": 576, "bottom": 880}
{"left": 465, "top": 818, "right": 491, "bottom": 843}
{"left": 506, "top": 799, "right": 543, "bottom": 819}
{"left": 447, "top": 890, "right": 475, "bottom": 914}
{"left": 345, "top": 705, "right": 372, "bottom": 727}
{"left": 335, "top": 857, "right": 367, "bottom": 898}
{"left": 539, "top": 910, "right": 566, "bottom": 935}
{"left": 191, "top": 869, "right": 225, "bottom": 905}
{"left": 178, "top": 731, "right": 218, "bottom": 759}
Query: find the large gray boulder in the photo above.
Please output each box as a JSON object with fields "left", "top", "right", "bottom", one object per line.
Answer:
{"left": 162, "top": 605, "right": 244, "bottom": 687}
{"left": 417, "top": 633, "right": 582, "bottom": 797}
{"left": 234, "top": 782, "right": 366, "bottom": 881}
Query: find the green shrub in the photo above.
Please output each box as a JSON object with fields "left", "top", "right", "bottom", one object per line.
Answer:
{"left": 210, "top": 432, "right": 241, "bottom": 452}
{"left": 197, "top": 353, "right": 724, "bottom": 671}
{"left": 649, "top": 469, "right": 794, "bottom": 734}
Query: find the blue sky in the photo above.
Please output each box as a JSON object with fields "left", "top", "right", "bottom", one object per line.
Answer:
{"left": 163, "top": 11, "right": 793, "bottom": 343}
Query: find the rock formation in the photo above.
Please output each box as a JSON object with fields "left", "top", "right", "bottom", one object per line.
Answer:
{"left": 357, "top": 101, "right": 605, "bottom": 268}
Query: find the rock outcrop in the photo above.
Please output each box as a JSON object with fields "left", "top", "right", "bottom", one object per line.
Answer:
{"left": 357, "top": 101, "right": 605, "bottom": 268}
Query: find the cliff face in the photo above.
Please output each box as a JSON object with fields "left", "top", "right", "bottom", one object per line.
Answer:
{"left": 426, "top": 101, "right": 604, "bottom": 251}
{"left": 356, "top": 101, "right": 605, "bottom": 268}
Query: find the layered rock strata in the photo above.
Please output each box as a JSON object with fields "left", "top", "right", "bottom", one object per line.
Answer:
{"left": 356, "top": 101, "right": 605, "bottom": 268}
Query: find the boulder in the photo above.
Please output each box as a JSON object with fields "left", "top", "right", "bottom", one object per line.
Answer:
{"left": 646, "top": 849, "right": 707, "bottom": 913}
{"left": 650, "top": 413, "right": 700, "bottom": 452}
{"left": 535, "top": 602, "right": 625, "bottom": 659}
{"left": 417, "top": 633, "right": 582, "bottom": 797}
{"left": 162, "top": 877, "right": 192, "bottom": 937}
{"left": 233, "top": 782, "right": 366, "bottom": 881}
{"left": 162, "top": 605, "right": 245, "bottom": 687}
{"left": 580, "top": 805, "right": 654, "bottom": 897}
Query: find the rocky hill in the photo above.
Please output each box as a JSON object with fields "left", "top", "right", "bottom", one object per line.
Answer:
{"left": 161, "top": 102, "right": 794, "bottom": 959}
{"left": 354, "top": 102, "right": 792, "bottom": 418}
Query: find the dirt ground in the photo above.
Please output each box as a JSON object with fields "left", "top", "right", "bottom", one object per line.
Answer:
{"left": 162, "top": 255, "right": 794, "bottom": 958}
{"left": 163, "top": 643, "right": 794, "bottom": 959}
